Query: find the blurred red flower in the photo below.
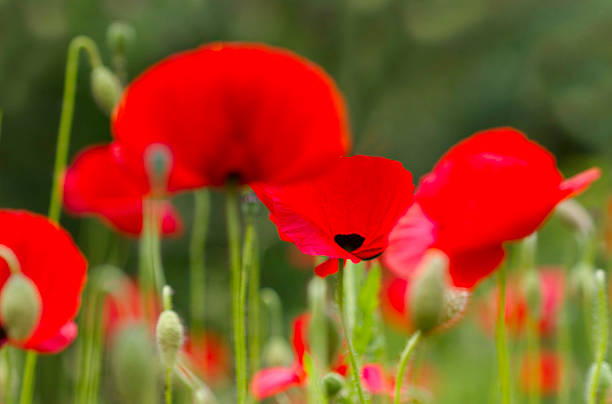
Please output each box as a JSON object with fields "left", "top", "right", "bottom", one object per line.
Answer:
{"left": 64, "top": 144, "right": 183, "bottom": 237}
{"left": 250, "top": 314, "right": 346, "bottom": 399}
{"left": 385, "top": 128, "right": 600, "bottom": 289}
{"left": 253, "top": 155, "right": 415, "bottom": 277}
{"left": 183, "top": 331, "right": 231, "bottom": 386}
{"left": 111, "top": 42, "right": 350, "bottom": 192}
{"left": 479, "top": 268, "right": 566, "bottom": 337}
{"left": 0, "top": 210, "right": 87, "bottom": 353}
{"left": 519, "top": 351, "right": 564, "bottom": 396}
{"left": 361, "top": 362, "right": 436, "bottom": 401}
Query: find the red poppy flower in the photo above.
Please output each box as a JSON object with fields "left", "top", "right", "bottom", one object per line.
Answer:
{"left": 360, "top": 362, "right": 437, "bottom": 401}
{"left": 479, "top": 268, "right": 566, "bottom": 337}
{"left": 64, "top": 144, "right": 182, "bottom": 237}
{"left": 250, "top": 314, "right": 346, "bottom": 400}
{"left": 253, "top": 155, "right": 415, "bottom": 277}
{"left": 0, "top": 210, "right": 87, "bottom": 353}
{"left": 183, "top": 331, "right": 231, "bottom": 386}
{"left": 111, "top": 42, "right": 350, "bottom": 192}
{"left": 519, "top": 351, "right": 564, "bottom": 396}
{"left": 385, "top": 127, "right": 600, "bottom": 289}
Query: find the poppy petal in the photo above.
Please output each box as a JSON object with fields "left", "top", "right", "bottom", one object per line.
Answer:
{"left": 447, "top": 244, "right": 505, "bottom": 289}
{"left": 292, "top": 315, "right": 310, "bottom": 365}
{"left": 314, "top": 258, "right": 342, "bottom": 278}
{"left": 112, "top": 42, "right": 350, "bottom": 190}
{"left": 0, "top": 210, "right": 87, "bottom": 350}
{"left": 250, "top": 366, "right": 303, "bottom": 399}
{"left": 361, "top": 364, "right": 391, "bottom": 395}
{"left": 27, "top": 321, "right": 78, "bottom": 353}
{"left": 64, "top": 144, "right": 182, "bottom": 237}
{"left": 559, "top": 167, "right": 601, "bottom": 199}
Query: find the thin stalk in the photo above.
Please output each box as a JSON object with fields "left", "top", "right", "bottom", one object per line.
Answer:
{"left": 18, "top": 352, "right": 37, "bottom": 404}
{"left": 496, "top": 263, "right": 512, "bottom": 404}
{"left": 587, "top": 271, "right": 608, "bottom": 404}
{"left": 307, "top": 277, "right": 329, "bottom": 404}
{"left": 4, "top": 347, "right": 13, "bottom": 404}
{"left": 525, "top": 316, "right": 540, "bottom": 404}
{"left": 165, "top": 367, "right": 172, "bottom": 404}
{"left": 393, "top": 330, "right": 422, "bottom": 404}
{"left": 557, "top": 289, "right": 571, "bottom": 404}
{"left": 248, "top": 229, "right": 261, "bottom": 377}
{"left": 343, "top": 260, "right": 357, "bottom": 337}
{"left": 337, "top": 261, "right": 368, "bottom": 404}
{"left": 240, "top": 216, "right": 255, "bottom": 384}
{"left": 189, "top": 190, "right": 210, "bottom": 334}
{"left": 226, "top": 186, "right": 247, "bottom": 404}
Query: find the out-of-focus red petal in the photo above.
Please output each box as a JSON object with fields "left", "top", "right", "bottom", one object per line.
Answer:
{"left": 361, "top": 364, "right": 391, "bottom": 395}
{"left": 183, "top": 331, "right": 231, "bottom": 386}
{"left": 447, "top": 244, "right": 506, "bottom": 289}
{"left": 314, "top": 258, "right": 342, "bottom": 278}
{"left": 112, "top": 42, "right": 350, "bottom": 191}
{"left": 250, "top": 366, "right": 304, "bottom": 400}
{"left": 417, "top": 127, "right": 597, "bottom": 252}
{"left": 538, "top": 268, "right": 566, "bottom": 335}
{"left": 27, "top": 321, "right": 78, "bottom": 353}
{"left": 519, "top": 351, "right": 563, "bottom": 396}
{"left": 64, "top": 144, "right": 182, "bottom": 237}
{"left": 559, "top": 167, "right": 601, "bottom": 199}
{"left": 380, "top": 276, "right": 412, "bottom": 333}
{"left": 102, "top": 279, "right": 160, "bottom": 338}
{"left": 0, "top": 210, "right": 87, "bottom": 350}
{"left": 254, "top": 155, "right": 415, "bottom": 263}
{"left": 292, "top": 315, "right": 310, "bottom": 366}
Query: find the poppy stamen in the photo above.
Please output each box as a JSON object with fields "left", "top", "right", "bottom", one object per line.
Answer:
{"left": 334, "top": 234, "right": 365, "bottom": 253}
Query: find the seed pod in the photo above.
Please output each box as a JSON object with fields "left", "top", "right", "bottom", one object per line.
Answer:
{"left": 156, "top": 309, "right": 184, "bottom": 368}
{"left": 0, "top": 273, "right": 42, "bottom": 341}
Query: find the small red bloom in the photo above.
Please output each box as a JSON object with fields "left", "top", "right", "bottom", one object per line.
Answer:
{"left": 64, "top": 144, "right": 182, "bottom": 237}
{"left": 519, "top": 351, "right": 564, "bottom": 396}
{"left": 0, "top": 210, "right": 87, "bottom": 353}
{"left": 385, "top": 128, "right": 600, "bottom": 289}
{"left": 250, "top": 314, "right": 346, "bottom": 399}
{"left": 183, "top": 331, "right": 231, "bottom": 386}
{"left": 111, "top": 42, "right": 350, "bottom": 191}
{"left": 360, "top": 362, "right": 437, "bottom": 400}
{"left": 479, "top": 268, "right": 566, "bottom": 337}
{"left": 253, "top": 155, "right": 415, "bottom": 277}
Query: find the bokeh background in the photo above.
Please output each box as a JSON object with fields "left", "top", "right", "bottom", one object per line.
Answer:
{"left": 1, "top": 0, "right": 612, "bottom": 402}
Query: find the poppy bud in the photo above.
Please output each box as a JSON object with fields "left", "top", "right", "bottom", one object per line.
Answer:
{"left": 144, "top": 143, "right": 172, "bottom": 195}
{"left": 555, "top": 199, "right": 594, "bottom": 238}
{"left": 323, "top": 372, "right": 345, "bottom": 398}
{"left": 90, "top": 66, "right": 122, "bottom": 115}
{"left": 441, "top": 287, "right": 470, "bottom": 330}
{"left": 241, "top": 191, "right": 261, "bottom": 218}
{"left": 410, "top": 250, "right": 449, "bottom": 333}
{"left": 156, "top": 309, "right": 184, "bottom": 368}
{"left": 193, "top": 387, "right": 215, "bottom": 404}
{"left": 585, "top": 361, "right": 612, "bottom": 402}
{"left": 524, "top": 271, "right": 541, "bottom": 317}
{"left": 0, "top": 273, "right": 42, "bottom": 342}
{"left": 262, "top": 336, "right": 293, "bottom": 367}
{"left": 106, "top": 21, "right": 135, "bottom": 56}
{"left": 111, "top": 325, "right": 158, "bottom": 403}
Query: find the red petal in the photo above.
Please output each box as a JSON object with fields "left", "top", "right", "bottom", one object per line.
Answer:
{"left": 183, "top": 331, "right": 231, "bottom": 385}
{"left": 26, "top": 321, "right": 77, "bottom": 353}
{"left": 254, "top": 155, "right": 415, "bottom": 264}
{"left": 538, "top": 268, "right": 566, "bottom": 335}
{"left": 380, "top": 277, "right": 412, "bottom": 333}
{"left": 314, "top": 258, "right": 342, "bottom": 278}
{"left": 417, "top": 127, "right": 595, "bottom": 252}
{"left": 112, "top": 42, "right": 350, "bottom": 190}
{"left": 447, "top": 244, "right": 505, "bottom": 289}
{"left": 64, "top": 144, "right": 182, "bottom": 237}
{"left": 559, "top": 167, "right": 601, "bottom": 199}
{"left": 250, "top": 366, "right": 303, "bottom": 399}
{"left": 0, "top": 210, "right": 87, "bottom": 350}
{"left": 519, "top": 351, "right": 562, "bottom": 396}
{"left": 361, "top": 364, "right": 391, "bottom": 395}
{"left": 292, "top": 314, "right": 310, "bottom": 365}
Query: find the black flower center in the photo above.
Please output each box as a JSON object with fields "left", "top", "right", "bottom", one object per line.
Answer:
{"left": 334, "top": 233, "right": 365, "bottom": 253}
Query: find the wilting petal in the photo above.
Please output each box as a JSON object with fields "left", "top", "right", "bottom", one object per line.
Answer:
{"left": 254, "top": 156, "right": 415, "bottom": 264}
{"left": 27, "top": 321, "right": 78, "bottom": 353}
{"left": 112, "top": 42, "right": 350, "bottom": 191}
{"left": 250, "top": 366, "right": 303, "bottom": 399}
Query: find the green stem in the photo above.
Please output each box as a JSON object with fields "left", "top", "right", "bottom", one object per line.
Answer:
{"left": 496, "top": 263, "right": 511, "bottom": 404}
{"left": 165, "top": 366, "right": 173, "bottom": 404}
{"left": 261, "top": 289, "right": 283, "bottom": 338}
{"left": 226, "top": 186, "right": 247, "bottom": 404}
{"left": 48, "top": 36, "right": 102, "bottom": 224}
{"left": 343, "top": 260, "right": 357, "bottom": 337}
{"left": 18, "top": 352, "right": 37, "bottom": 404}
{"left": 587, "top": 271, "right": 608, "bottom": 404}
{"left": 307, "top": 277, "right": 329, "bottom": 404}
{"left": 557, "top": 287, "right": 571, "bottom": 404}
{"left": 393, "top": 330, "right": 422, "bottom": 404}
{"left": 248, "top": 227, "right": 260, "bottom": 377}
{"left": 4, "top": 347, "right": 13, "bottom": 404}
{"left": 525, "top": 316, "right": 540, "bottom": 404}
{"left": 190, "top": 190, "right": 210, "bottom": 335}
{"left": 139, "top": 198, "right": 166, "bottom": 320}
{"left": 337, "top": 261, "right": 368, "bottom": 404}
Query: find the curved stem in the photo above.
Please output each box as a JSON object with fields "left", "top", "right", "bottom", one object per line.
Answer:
{"left": 189, "top": 190, "right": 210, "bottom": 335}
{"left": 337, "top": 261, "right": 368, "bottom": 404}
{"left": 48, "top": 36, "right": 102, "bottom": 224}
{"left": 226, "top": 186, "right": 247, "bottom": 404}
{"left": 496, "top": 263, "right": 511, "bottom": 404}
{"left": 393, "top": 330, "right": 422, "bottom": 404}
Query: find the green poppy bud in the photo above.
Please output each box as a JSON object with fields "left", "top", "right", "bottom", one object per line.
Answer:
{"left": 323, "top": 372, "right": 345, "bottom": 398}
{"left": 0, "top": 273, "right": 42, "bottom": 342}
{"left": 156, "top": 309, "right": 184, "bottom": 368}
{"left": 410, "top": 250, "right": 449, "bottom": 333}
{"left": 262, "top": 336, "right": 293, "bottom": 367}
{"left": 90, "top": 65, "right": 122, "bottom": 115}
{"left": 106, "top": 21, "right": 135, "bottom": 56}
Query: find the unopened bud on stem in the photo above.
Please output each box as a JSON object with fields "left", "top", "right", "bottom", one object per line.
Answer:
{"left": 0, "top": 273, "right": 41, "bottom": 342}
{"left": 106, "top": 21, "right": 135, "bottom": 56}
{"left": 410, "top": 250, "right": 449, "bottom": 333}
{"left": 90, "top": 66, "right": 122, "bottom": 115}
{"left": 156, "top": 285, "right": 184, "bottom": 368}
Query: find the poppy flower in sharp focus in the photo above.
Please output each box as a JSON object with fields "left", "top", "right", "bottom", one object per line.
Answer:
{"left": 385, "top": 127, "right": 600, "bottom": 289}
{"left": 253, "top": 155, "right": 415, "bottom": 277}
{"left": 250, "top": 314, "right": 346, "bottom": 400}
{"left": 183, "top": 331, "right": 231, "bottom": 386}
{"left": 63, "top": 144, "right": 182, "bottom": 237}
{"left": 111, "top": 42, "right": 350, "bottom": 192}
{"left": 519, "top": 351, "right": 565, "bottom": 396}
{"left": 479, "top": 268, "right": 566, "bottom": 337}
{"left": 0, "top": 210, "right": 87, "bottom": 353}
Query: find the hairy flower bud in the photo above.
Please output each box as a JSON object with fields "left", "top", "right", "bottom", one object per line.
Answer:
{"left": 323, "top": 372, "right": 345, "bottom": 398}
{"left": 0, "top": 273, "right": 42, "bottom": 341}
{"left": 90, "top": 66, "right": 122, "bottom": 115}
{"left": 156, "top": 309, "right": 184, "bottom": 368}
{"left": 410, "top": 250, "right": 449, "bottom": 333}
{"left": 262, "top": 336, "right": 293, "bottom": 367}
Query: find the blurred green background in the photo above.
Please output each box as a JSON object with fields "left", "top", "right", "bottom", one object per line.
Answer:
{"left": 1, "top": 0, "right": 612, "bottom": 402}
